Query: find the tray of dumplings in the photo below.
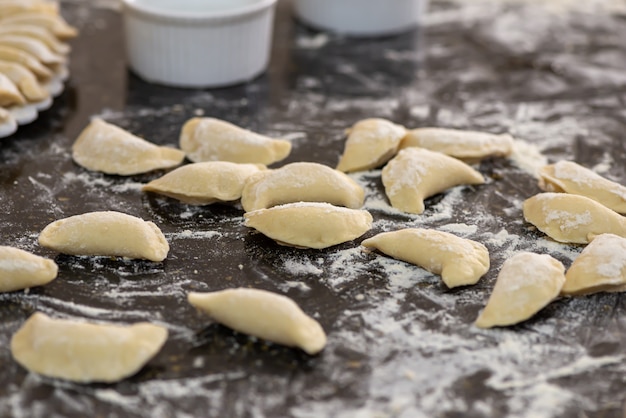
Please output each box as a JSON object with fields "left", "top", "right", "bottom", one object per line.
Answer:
{"left": 0, "top": 0, "right": 77, "bottom": 138}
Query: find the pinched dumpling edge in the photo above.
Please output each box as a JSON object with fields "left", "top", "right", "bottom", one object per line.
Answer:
{"left": 241, "top": 162, "right": 365, "bottom": 212}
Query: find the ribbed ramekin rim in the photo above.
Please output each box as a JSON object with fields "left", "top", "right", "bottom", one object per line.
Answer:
{"left": 121, "top": 0, "right": 277, "bottom": 22}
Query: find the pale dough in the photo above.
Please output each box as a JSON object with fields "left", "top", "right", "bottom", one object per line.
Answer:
{"left": 38, "top": 211, "right": 170, "bottom": 262}
{"left": 0, "top": 1, "right": 60, "bottom": 16}
{"left": 475, "top": 252, "right": 565, "bottom": 328}
{"left": 400, "top": 127, "right": 514, "bottom": 162}
{"left": 0, "top": 12, "right": 78, "bottom": 39}
{"left": 0, "top": 246, "right": 57, "bottom": 292}
{"left": 336, "top": 118, "right": 406, "bottom": 173}
{"left": 562, "top": 233, "right": 626, "bottom": 296}
{"left": 0, "top": 72, "right": 25, "bottom": 106}
{"left": 539, "top": 160, "right": 626, "bottom": 214}
{"left": 72, "top": 118, "right": 185, "bottom": 175}
{"left": 523, "top": 192, "right": 626, "bottom": 244}
{"left": 0, "top": 45, "right": 52, "bottom": 80}
{"left": 0, "top": 25, "right": 70, "bottom": 55}
{"left": 142, "top": 161, "right": 265, "bottom": 205}
{"left": 179, "top": 117, "right": 291, "bottom": 165}
{"left": 0, "top": 34, "right": 64, "bottom": 65}
{"left": 188, "top": 288, "right": 326, "bottom": 355}
{"left": 362, "top": 228, "right": 490, "bottom": 288}
{"left": 0, "top": 59, "right": 49, "bottom": 102}
{"left": 382, "top": 147, "right": 485, "bottom": 214}
{"left": 11, "top": 312, "right": 168, "bottom": 383}
{"left": 241, "top": 162, "right": 365, "bottom": 212}
{"left": 244, "top": 202, "right": 373, "bottom": 249}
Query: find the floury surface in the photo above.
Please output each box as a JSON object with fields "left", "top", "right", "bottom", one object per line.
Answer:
{"left": 0, "top": 0, "right": 625, "bottom": 417}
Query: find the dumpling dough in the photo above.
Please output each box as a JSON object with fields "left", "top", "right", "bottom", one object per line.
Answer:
{"left": 362, "top": 228, "right": 489, "bottom": 288}
{"left": 382, "top": 147, "right": 485, "bottom": 214}
{"left": 0, "top": 107, "right": 17, "bottom": 137}
{"left": 38, "top": 211, "right": 170, "bottom": 262}
{"left": 0, "top": 59, "right": 49, "bottom": 102}
{"left": 400, "top": 127, "right": 514, "bottom": 161}
{"left": 179, "top": 117, "right": 291, "bottom": 165}
{"left": 0, "top": 25, "right": 70, "bottom": 55}
{"left": 142, "top": 161, "right": 265, "bottom": 205}
{"left": 244, "top": 202, "right": 373, "bottom": 249}
{"left": 523, "top": 192, "right": 626, "bottom": 244}
{"left": 562, "top": 234, "right": 626, "bottom": 296}
{"left": 188, "top": 288, "right": 326, "bottom": 355}
{"left": 475, "top": 252, "right": 565, "bottom": 328}
{"left": 241, "top": 162, "right": 365, "bottom": 212}
{"left": 0, "top": 246, "right": 57, "bottom": 292}
{"left": 0, "top": 72, "right": 26, "bottom": 106}
{"left": 0, "top": 45, "right": 53, "bottom": 80}
{"left": 11, "top": 312, "right": 168, "bottom": 383}
{"left": 539, "top": 161, "right": 626, "bottom": 215}
{"left": 72, "top": 118, "right": 185, "bottom": 175}
{"left": 336, "top": 118, "right": 406, "bottom": 173}
{"left": 0, "top": 12, "right": 78, "bottom": 39}
{"left": 0, "top": 34, "right": 64, "bottom": 65}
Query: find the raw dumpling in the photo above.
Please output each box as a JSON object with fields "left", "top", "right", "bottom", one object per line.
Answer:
{"left": 0, "top": 12, "right": 78, "bottom": 39}
{"left": 0, "top": 107, "right": 17, "bottom": 137}
{"left": 400, "top": 127, "right": 514, "bottom": 161}
{"left": 38, "top": 211, "right": 170, "bottom": 262}
{"left": 11, "top": 312, "right": 168, "bottom": 383}
{"left": 562, "top": 234, "right": 626, "bottom": 296}
{"left": 539, "top": 161, "right": 626, "bottom": 215}
{"left": 72, "top": 118, "right": 185, "bottom": 175}
{"left": 0, "top": 34, "right": 64, "bottom": 65}
{"left": 0, "top": 1, "right": 60, "bottom": 16}
{"left": 0, "top": 45, "right": 53, "bottom": 80}
{"left": 0, "top": 246, "right": 57, "bottom": 292}
{"left": 362, "top": 228, "right": 489, "bottom": 288}
{"left": 0, "top": 73, "right": 26, "bottom": 106}
{"left": 382, "top": 147, "right": 485, "bottom": 214}
{"left": 0, "top": 25, "right": 70, "bottom": 55}
{"left": 244, "top": 202, "right": 373, "bottom": 249}
{"left": 336, "top": 118, "right": 406, "bottom": 173}
{"left": 142, "top": 161, "right": 265, "bottom": 205}
{"left": 523, "top": 192, "right": 626, "bottom": 244}
{"left": 0, "top": 59, "right": 49, "bottom": 102}
{"left": 241, "top": 162, "right": 365, "bottom": 212}
{"left": 188, "top": 288, "right": 326, "bottom": 355}
{"left": 475, "top": 252, "right": 565, "bottom": 328}
{"left": 179, "top": 117, "right": 291, "bottom": 165}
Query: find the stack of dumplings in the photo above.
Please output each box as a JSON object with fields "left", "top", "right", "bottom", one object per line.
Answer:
{"left": 0, "top": 0, "right": 77, "bottom": 138}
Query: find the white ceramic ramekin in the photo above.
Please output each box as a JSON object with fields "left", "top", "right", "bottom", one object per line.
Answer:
{"left": 293, "top": 0, "right": 428, "bottom": 37}
{"left": 121, "top": 0, "right": 278, "bottom": 88}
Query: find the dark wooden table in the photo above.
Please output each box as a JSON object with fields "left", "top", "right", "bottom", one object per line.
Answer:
{"left": 0, "top": 1, "right": 624, "bottom": 417}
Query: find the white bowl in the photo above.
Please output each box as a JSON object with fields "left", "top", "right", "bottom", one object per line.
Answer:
{"left": 121, "top": 0, "right": 278, "bottom": 88}
{"left": 293, "top": 0, "right": 428, "bottom": 37}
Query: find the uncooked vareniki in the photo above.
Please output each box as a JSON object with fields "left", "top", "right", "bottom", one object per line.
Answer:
{"left": 241, "top": 162, "right": 365, "bottom": 212}
{"left": 0, "top": 45, "right": 53, "bottom": 80}
{"left": 11, "top": 312, "right": 168, "bottom": 383}
{"left": 0, "top": 246, "right": 57, "bottom": 292}
{"left": 0, "top": 59, "right": 49, "bottom": 102}
{"left": 562, "top": 234, "right": 626, "bottom": 296}
{"left": 336, "top": 118, "right": 406, "bottom": 173}
{"left": 142, "top": 161, "right": 265, "bottom": 205}
{"left": 0, "top": 34, "right": 64, "bottom": 65}
{"left": 179, "top": 117, "right": 291, "bottom": 165}
{"left": 475, "top": 252, "right": 565, "bottom": 328}
{"left": 72, "top": 118, "right": 185, "bottom": 175}
{"left": 38, "top": 211, "right": 170, "bottom": 262}
{"left": 362, "top": 228, "right": 489, "bottom": 288}
{"left": 523, "top": 192, "right": 626, "bottom": 244}
{"left": 400, "top": 127, "right": 514, "bottom": 161}
{"left": 244, "top": 202, "right": 372, "bottom": 249}
{"left": 188, "top": 288, "right": 326, "bottom": 355}
{"left": 0, "top": 12, "right": 78, "bottom": 39}
{"left": 0, "top": 107, "right": 17, "bottom": 137}
{"left": 0, "top": 25, "right": 70, "bottom": 55}
{"left": 0, "top": 72, "right": 26, "bottom": 106}
{"left": 382, "top": 147, "right": 485, "bottom": 214}
{"left": 539, "top": 161, "right": 626, "bottom": 215}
